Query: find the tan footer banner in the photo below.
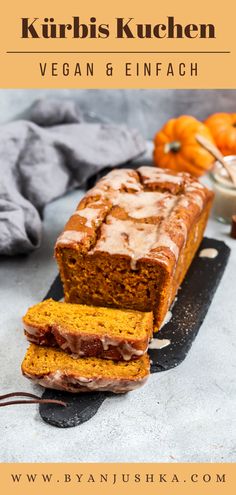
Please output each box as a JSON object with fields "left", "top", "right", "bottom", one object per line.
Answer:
{"left": 0, "top": 463, "right": 235, "bottom": 495}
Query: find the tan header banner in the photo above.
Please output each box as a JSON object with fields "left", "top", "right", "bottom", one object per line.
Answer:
{"left": 1, "top": 463, "right": 236, "bottom": 495}
{"left": 0, "top": 0, "right": 235, "bottom": 88}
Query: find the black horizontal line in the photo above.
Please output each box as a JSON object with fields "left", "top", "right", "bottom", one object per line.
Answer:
{"left": 6, "top": 50, "right": 231, "bottom": 54}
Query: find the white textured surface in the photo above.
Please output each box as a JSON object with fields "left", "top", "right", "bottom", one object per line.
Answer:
{"left": 0, "top": 179, "right": 236, "bottom": 463}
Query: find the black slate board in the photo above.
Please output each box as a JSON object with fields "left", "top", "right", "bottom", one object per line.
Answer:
{"left": 39, "top": 237, "right": 230, "bottom": 428}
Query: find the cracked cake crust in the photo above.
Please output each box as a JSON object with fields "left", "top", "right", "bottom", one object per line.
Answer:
{"left": 55, "top": 166, "right": 214, "bottom": 330}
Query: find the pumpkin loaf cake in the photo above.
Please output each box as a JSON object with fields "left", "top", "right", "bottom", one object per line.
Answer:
{"left": 22, "top": 344, "right": 150, "bottom": 394}
{"left": 23, "top": 299, "right": 153, "bottom": 361}
{"left": 55, "top": 166, "right": 214, "bottom": 331}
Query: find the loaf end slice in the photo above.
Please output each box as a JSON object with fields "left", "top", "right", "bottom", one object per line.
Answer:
{"left": 21, "top": 344, "right": 150, "bottom": 394}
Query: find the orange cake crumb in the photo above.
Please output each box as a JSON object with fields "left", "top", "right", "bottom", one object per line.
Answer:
{"left": 23, "top": 299, "right": 153, "bottom": 361}
{"left": 22, "top": 344, "right": 150, "bottom": 394}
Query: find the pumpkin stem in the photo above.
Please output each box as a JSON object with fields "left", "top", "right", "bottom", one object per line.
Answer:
{"left": 164, "top": 141, "right": 181, "bottom": 153}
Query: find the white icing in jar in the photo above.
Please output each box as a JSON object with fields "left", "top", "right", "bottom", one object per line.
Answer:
{"left": 210, "top": 156, "right": 236, "bottom": 224}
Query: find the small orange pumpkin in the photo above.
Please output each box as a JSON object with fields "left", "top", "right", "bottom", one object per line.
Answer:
{"left": 153, "top": 115, "right": 215, "bottom": 177}
{"left": 205, "top": 113, "right": 236, "bottom": 156}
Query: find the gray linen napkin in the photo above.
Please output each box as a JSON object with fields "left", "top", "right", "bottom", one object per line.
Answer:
{"left": 0, "top": 99, "right": 146, "bottom": 255}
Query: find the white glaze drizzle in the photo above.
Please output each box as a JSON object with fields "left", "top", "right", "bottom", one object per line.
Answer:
{"left": 101, "top": 336, "right": 147, "bottom": 361}
{"left": 152, "top": 234, "right": 180, "bottom": 259}
{"left": 24, "top": 323, "right": 42, "bottom": 337}
{"left": 93, "top": 218, "right": 159, "bottom": 269}
{"left": 148, "top": 338, "right": 171, "bottom": 350}
{"left": 199, "top": 248, "right": 218, "bottom": 259}
{"left": 160, "top": 310, "right": 173, "bottom": 329}
{"left": 56, "top": 230, "right": 85, "bottom": 246}
{"left": 116, "top": 191, "right": 176, "bottom": 219}
{"left": 25, "top": 320, "right": 148, "bottom": 362}
{"left": 179, "top": 198, "right": 190, "bottom": 208}
{"left": 138, "top": 166, "right": 185, "bottom": 185}
{"left": 55, "top": 329, "right": 147, "bottom": 361}
{"left": 89, "top": 169, "right": 142, "bottom": 195}
{"left": 185, "top": 186, "right": 204, "bottom": 210}
{"left": 24, "top": 371, "right": 148, "bottom": 394}
{"left": 190, "top": 181, "right": 204, "bottom": 189}
{"left": 56, "top": 167, "right": 209, "bottom": 272}
{"left": 73, "top": 208, "right": 102, "bottom": 227}
{"left": 93, "top": 214, "right": 182, "bottom": 269}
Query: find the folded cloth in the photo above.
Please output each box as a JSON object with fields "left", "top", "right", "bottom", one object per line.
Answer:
{"left": 0, "top": 99, "right": 146, "bottom": 255}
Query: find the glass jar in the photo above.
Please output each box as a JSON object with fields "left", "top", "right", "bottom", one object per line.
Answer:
{"left": 210, "top": 156, "right": 236, "bottom": 224}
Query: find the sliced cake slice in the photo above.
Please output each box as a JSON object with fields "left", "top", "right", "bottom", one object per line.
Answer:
{"left": 23, "top": 299, "right": 153, "bottom": 361}
{"left": 22, "top": 344, "right": 150, "bottom": 394}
